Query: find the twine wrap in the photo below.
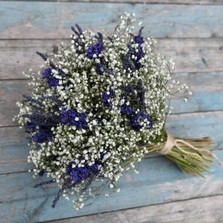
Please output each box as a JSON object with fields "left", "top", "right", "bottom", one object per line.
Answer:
{"left": 159, "top": 132, "right": 223, "bottom": 167}
{"left": 159, "top": 133, "right": 175, "bottom": 155}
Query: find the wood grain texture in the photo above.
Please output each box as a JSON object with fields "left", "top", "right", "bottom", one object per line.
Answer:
{"left": 0, "top": 80, "right": 30, "bottom": 127}
{"left": 52, "top": 0, "right": 223, "bottom": 5}
{"left": 0, "top": 0, "right": 223, "bottom": 222}
{"left": 1, "top": 38, "right": 223, "bottom": 80}
{"left": 0, "top": 127, "right": 29, "bottom": 174}
{"left": 44, "top": 195, "right": 223, "bottom": 223}
{"left": 88, "top": 0, "right": 223, "bottom": 4}
{"left": 0, "top": 2, "right": 223, "bottom": 39}
{"left": 2, "top": 0, "right": 223, "bottom": 5}
{"left": 1, "top": 149, "right": 223, "bottom": 223}
{"left": 0, "top": 126, "right": 26, "bottom": 147}
{"left": 1, "top": 111, "right": 223, "bottom": 175}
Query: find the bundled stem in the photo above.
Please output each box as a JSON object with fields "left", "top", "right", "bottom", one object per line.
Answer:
{"left": 146, "top": 134, "right": 217, "bottom": 177}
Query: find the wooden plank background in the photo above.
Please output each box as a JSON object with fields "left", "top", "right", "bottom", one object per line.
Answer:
{"left": 0, "top": 1, "right": 223, "bottom": 222}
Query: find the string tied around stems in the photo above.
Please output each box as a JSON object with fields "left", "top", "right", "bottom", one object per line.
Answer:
{"left": 159, "top": 133, "right": 175, "bottom": 155}
{"left": 156, "top": 132, "right": 223, "bottom": 176}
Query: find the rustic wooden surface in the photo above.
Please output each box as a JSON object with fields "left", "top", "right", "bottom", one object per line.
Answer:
{"left": 0, "top": 1, "right": 223, "bottom": 223}
{"left": 46, "top": 195, "right": 223, "bottom": 223}
{"left": 2, "top": 0, "right": 223, "bottom": 5}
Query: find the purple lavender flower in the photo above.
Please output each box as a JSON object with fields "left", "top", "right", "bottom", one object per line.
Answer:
{"left": 120, "top": 104, "right": 135, "bottom": 116}
{"left": 47, "top": 76, "right": 59, "bottom": 87}
{"left": 120, "top": 103, "right": 153, "bottom": 131}
{"left": 137, "top": 79, "right": 146, "bottom": 109}
{"left": 86, "top": 42, "right": 104, "bottom": 59}
{"left": 25, "top": 121, "right": 36, "bottom": 131}
{"left": 86, "top": 32, "right": 104, "bottom": 59}
{"left": 123, "top": 27, "right": 145, "bottom": 72}
{"left": 38, "top": 169, "right": 46, "bottom": 176}
{"left": 123, "top": 49, "right": 136, "bottom": 72}
{"left": 71, "top": 24, "right": 86, "bottom": 54}
{"left": 101, "top": 89, "right": 115, "bottom": 107}
{"left": 24, "top": 113, "right": 59, "bottom": 129}
{"left": 135, "top": 46, "right": 144, "bottom": 62}
{"left": 66, "top": 161, "right": 100, "bottom": 183}
{"left": 32, "top": 126, "right": 54, "bottom": 143}
{"left": 71, "top": 24, "right": 83, "bottom": 37}
{"left": 95, "top": 63, "right": 113, "bottom": 75}
{"left": 134, "top": 27, "right": 144, "bottom": 45}
{"left": 41, "top": 68, "right": 59, "bottom": 87}
{"left": 51, "top": 159, "right": 101, "bottom": 208}
{"left": 42, "top": 68, "right": 52, "bottom": 78}
{"left": 130, "top": 111, "right": 153, "bottom": 131}
{"left": 95, "top": 63, "right": 104, "bottom": 75}
{"left": 134, "top": 35, "right": 144, "bottom": 44}
{"left": 123, "top": 45, "right": 144, "bottom": 71}
{"left": 122, "top": 84, "right": 135, "bottom": 97}
{"left": 60, "top": 108, "right": 88, "bottom": 129}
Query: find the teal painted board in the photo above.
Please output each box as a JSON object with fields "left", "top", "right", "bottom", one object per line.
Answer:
{"left": 0, "top": 81, "right": 30, "bottom": 127}
{"left": 0, "top": 144, "right": 31, "bottom": 174}
{"left": 0, "top": 126, "right": 27, "bottom": 147}
{"left": 43, "top": 195, "right": 223, "bottom": 223}
{"left": 0, "top": 2, "right": 223, "bottom": 39}
{"left": 0, "top": 1, "right": 223, "bottom": 222}
{"left": 2, "top": 0, "right": 223, "bottom": 4}
{"left": 1, "top": 38, "right": 223, "bottom": 80}
{"left": 170, "top": 71, "right": 223, "bottom": 114}
{"left": 1, "top": 150, "right": 223, "bottom": 223}
{"left": 1, "top": 111, "right": 223, "bottom": 174}
{"left": 3, "top": 0, "right": 223, "bottom": 4}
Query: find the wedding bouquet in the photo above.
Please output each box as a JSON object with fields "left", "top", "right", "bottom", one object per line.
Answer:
{"left": 15, "top": 13, "right": 216, "bottom": 210}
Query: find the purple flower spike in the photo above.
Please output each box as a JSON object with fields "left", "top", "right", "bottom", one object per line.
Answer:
{"left": 130, "top": 112, "right": 153, "bottom": 131}
{"left": 60, "top": 108, "right": 88, "bottom": 130}
{"left": 86, "top": 42, "right": 104, "bottom": 59}
{"left": 120, "top": 104, "right": 136, "bottom": 116}
{"left": 42, "top": 68, "right": 52, "bottom": 78}
{"left": 32, "top": 126, "right": 54, "bottom": 143}
{"left": 66, "top": 161, "right": 100, "bottom": 183}
{"left": 101, "top": 89, "right": 115, "bottom": 107}
{"left": 134, "top": 35, "right": 144, "bottom": 45}
{"left": 41, "top": 68, "right": 59, "bottom": 87}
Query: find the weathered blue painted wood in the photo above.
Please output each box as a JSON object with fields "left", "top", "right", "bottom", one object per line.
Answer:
{"left": 0, "top": 80, "right": 30, "bottom": 127}
{"left": 170, "top": 71, "right": 223, "bottom": 114}
{"left": 0, "top": 144, "right": 31, "bottom": 174}
{"left": 0, "top": 2, "right": 223, "bottom": 39}
{"left": 0, "top": 1, "right": 222, "bottom": 222}
{"left": 3, "top": 0, "right": 223, "bottom": 4}
{"left": 0, "top": 127, "right": 30, "bottom": 174}
{"left": 1, "top": 111, "right": 222, "bottom": 174}
{"left": 0, "top": 126, "right": 26, "bottom": 147}
{"left": 1, "top": 150, "right": 223, "bottom": 223}
{"left": 43, "top": 195, "right": 223, "bottom": 223}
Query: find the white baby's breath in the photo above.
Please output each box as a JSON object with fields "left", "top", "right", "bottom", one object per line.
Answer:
{"left": 15, "top": 13, "right": 190, "bottom": 209}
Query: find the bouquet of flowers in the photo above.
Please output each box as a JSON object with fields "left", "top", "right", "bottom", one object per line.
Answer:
{"left": 15, "top": 13, "right": 217, "bottom": 210}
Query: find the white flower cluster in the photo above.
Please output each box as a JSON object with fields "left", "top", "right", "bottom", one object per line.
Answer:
{"left": 15, "top": 13, "right": 190, "bottom": 209}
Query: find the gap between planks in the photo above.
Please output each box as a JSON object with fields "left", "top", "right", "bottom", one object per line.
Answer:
{"left": 1, "top": 3, "right": 223, "bottom": 39}
{"left": 43, "top": 194, "right": 223, "bottom": 223}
